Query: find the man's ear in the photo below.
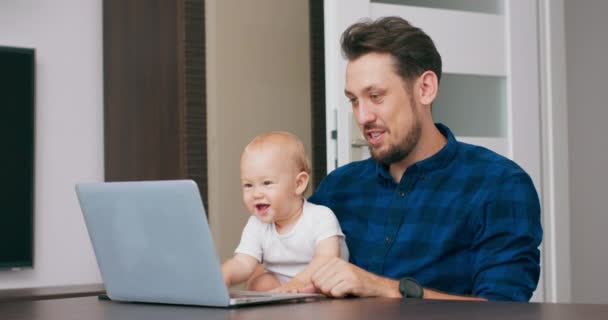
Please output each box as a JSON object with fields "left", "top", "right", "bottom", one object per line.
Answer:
{"left": 416, "top": 70, "right": 439, "bottom": 106}
{"left": 295, "top": 171, "right": 310, "bottom": 196}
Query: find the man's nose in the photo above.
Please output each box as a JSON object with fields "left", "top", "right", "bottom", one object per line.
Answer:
{"left": 355, "top": 103, "right": 376, "bottom": 125}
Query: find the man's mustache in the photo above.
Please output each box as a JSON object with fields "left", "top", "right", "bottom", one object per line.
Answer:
{"left": 363, "top": 124, "right": 387, "bottom": 131}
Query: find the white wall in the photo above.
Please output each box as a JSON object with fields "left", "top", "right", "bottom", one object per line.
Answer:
{"left": 564, "top": 0, "right": 608, "bottom": 304}
{"left": 0, "top": 0, "right": 103, "bottom": 289}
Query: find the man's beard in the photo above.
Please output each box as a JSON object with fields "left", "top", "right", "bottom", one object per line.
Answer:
{"left": 369, "top": 115, "right": 422, "bottom": 166}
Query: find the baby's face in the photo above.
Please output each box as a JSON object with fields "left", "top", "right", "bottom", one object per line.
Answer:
{"left": 240, "top": 147, "right": 302, "bottom": 225}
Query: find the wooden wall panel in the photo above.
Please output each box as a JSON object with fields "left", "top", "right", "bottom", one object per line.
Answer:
{"left": 309, "top": 0, "right": 327, "bottom": 188}
{"left": 103, "top": 0, "right": 207, "bottom": 207}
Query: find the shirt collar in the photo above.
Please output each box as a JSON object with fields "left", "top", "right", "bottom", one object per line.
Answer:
{"left": 375, "top": 123, "right": 458, "bottom": 180}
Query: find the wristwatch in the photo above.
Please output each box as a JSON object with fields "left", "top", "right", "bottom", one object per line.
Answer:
{"left": 398, "top": 277, "right": 424, "bottom": 299}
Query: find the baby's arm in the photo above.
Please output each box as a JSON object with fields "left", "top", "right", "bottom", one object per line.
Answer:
{"left": 221, "top": 253, "right": 259, "bottom": 288}
{"left": 275, "top": 236, "right": 340, "bottom": 293}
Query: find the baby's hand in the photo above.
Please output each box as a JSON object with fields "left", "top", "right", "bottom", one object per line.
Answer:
{"left": 272, "top": 279, "right": 307, "bottom": 294}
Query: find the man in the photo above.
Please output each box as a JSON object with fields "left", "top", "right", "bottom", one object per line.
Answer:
{"left": 306, "top": 16, "right": 542, "bottom": 301}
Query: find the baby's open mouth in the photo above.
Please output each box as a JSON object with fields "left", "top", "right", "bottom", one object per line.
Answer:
{"left": 256, "top": 204, "right": 270, "bottom": 212}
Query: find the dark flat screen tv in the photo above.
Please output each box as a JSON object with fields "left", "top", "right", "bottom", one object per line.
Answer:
{"left": 0, "top": 46, "right": 35, "bottom": 269}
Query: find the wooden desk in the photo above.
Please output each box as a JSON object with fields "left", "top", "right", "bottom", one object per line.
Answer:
{"left": 2, "top": 296, "right": 608, "bottom": 320}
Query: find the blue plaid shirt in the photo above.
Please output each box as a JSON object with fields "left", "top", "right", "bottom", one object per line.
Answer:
{"left": 309, "top": 124, "right": 542, "bottom": 301}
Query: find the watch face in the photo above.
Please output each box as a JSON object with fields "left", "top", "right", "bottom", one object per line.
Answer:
{"left": 400, "top": 278, "right": 422, "bottom": 298}
{"left": 405, "top": 281, "right": 422, "bottom": 297}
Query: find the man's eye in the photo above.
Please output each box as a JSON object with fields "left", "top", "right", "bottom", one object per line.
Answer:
{"left": 370, "top": 93, "right": 382, "bottom": 102}
{"left": 243, "top": 184, "right": 252, "bottom": 188}
{"left": 263, "top": 181, "right": 273, "bottom": 186}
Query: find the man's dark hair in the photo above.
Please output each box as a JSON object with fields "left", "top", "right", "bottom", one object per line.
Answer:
{"left": 341, "top": 16, "right": 442, "bottom": 85}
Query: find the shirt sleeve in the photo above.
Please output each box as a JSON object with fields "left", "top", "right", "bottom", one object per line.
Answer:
{"left": 234, "top": 216, "right": 264, "bottom": 263}
{"left": 470, "top": 172, "right": 542, "bottom": 301}
{"left": 312, "top": 205, "right": 345, "bottom": 245}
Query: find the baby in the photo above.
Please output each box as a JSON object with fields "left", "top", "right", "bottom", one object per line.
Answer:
{"left": 221, "top": 131, "right": 348, "bottom": 292}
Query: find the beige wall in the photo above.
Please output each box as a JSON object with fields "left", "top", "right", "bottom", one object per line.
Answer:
{"left": 205, "top": 0, "right": 312, "bottom": 261}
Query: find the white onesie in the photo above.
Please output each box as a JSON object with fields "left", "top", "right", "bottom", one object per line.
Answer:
{"left": 235, "top": 200, "right": 349, "bottom": 283}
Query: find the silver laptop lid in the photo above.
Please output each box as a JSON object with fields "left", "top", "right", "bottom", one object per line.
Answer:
{"left": 76, "top": 180, "right": 230, "bottom": 307}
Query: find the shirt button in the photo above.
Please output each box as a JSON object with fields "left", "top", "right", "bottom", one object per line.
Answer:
{"left": 385, "top": 237, "right": 391, "bottom": 243}
{"left": 399, "top": 191, "right": 407, "bottom": 197}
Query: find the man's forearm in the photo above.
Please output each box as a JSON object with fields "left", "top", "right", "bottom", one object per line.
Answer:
{"left": 307, "top": 257, "right": 488, "bottom": 300}
{"left": 375, "top": 275, "right": 486, "bottom": 301}
{"left": 421, "top": 288, "right": 487, "bottom": 301}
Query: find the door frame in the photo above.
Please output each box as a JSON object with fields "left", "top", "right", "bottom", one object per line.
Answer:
{"left": 538, "top": 0, "right": 571, "bottom": 303}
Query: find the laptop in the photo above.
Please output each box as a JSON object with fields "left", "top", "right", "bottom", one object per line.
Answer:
{"left": 75, "top": 180, "right": 322, "bottom": 307}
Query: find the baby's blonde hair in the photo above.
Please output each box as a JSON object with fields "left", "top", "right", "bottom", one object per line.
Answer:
{"left": 243, "top": 131, "right": 312, "bottom": 193}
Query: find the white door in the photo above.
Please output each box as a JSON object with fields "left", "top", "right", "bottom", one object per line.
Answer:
{"left": 323, "top": 0, "right": 544, "bottom": 302}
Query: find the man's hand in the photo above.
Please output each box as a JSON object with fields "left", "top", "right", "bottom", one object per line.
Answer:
{"left": 299, "top": 257, "right": 488, "bottom": 301}
{"left": 300, "top": 257, "right": 401, "bottom": 298}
